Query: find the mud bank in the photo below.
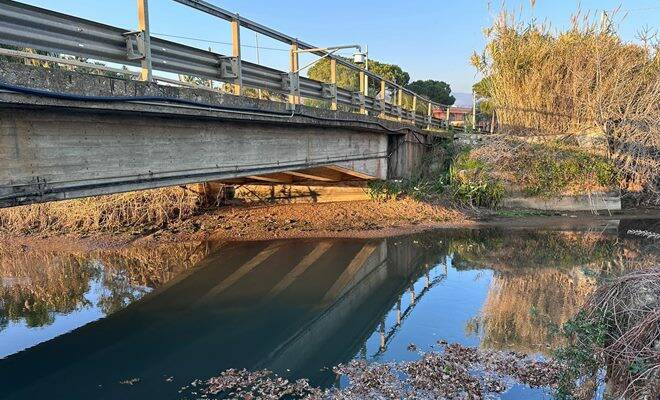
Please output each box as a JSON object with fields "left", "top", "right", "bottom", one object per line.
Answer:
{"left": 0, "top": 199, "right": 470, "bottom": 250}
{"left": 2, "top": 199, "right": 658, "bottom": 252}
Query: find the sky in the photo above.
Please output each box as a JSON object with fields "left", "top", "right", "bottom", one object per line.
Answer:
{"left": 18, "top": 0, "right": 660, "bottom": 100}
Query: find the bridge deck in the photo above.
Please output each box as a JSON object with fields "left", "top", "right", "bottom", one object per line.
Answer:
{"left": 0, "top": 61, "right": 431, "bottom": 207}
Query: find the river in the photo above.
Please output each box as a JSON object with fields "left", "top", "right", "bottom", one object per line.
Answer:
{"left": 0, "top": 217, "right": 658, "bottom": 399}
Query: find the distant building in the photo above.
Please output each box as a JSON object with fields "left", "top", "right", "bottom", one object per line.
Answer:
{"left": 432, "top": 106, "right": 492, "bottom": 132}
{"left": 432, "top": 106, "right": 472, "bottom": 126}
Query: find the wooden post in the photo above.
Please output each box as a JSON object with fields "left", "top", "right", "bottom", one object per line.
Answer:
{"left": 136, "top": 0, "right": 152, "bottom": 82}
{"left": 289, "top": 42, "right": 300, "bottom": 105}
{"left": 472, "top": 91, "right": 477, "bottom": 131}
{"left": 427, "top": 102, "right": 432, "bottom": 130}
{"left": 397, "top": 88, "right": 403, "bottom": 121}
{"left": 359, "top": 70, "right": 366, "bottom": 114}
{"left": 490, "top": 109, "right": 496, "bottom": 134}
{"left": 379, "top": 80, "right": 386, "bottom": 118}
{"left": 330, "top": 58, "right": 337, "bottom": 111}
{"left": 446, "top": 106, "right": 451, "bottom": 131}
{"left": 412, "top": 95, "right": 417, "bottom": 124}
{"left": 379, "top": 321, "right": 386, "bottom": 349}
{"left": 230, "top": 18, "right": 242, "bottom": 95}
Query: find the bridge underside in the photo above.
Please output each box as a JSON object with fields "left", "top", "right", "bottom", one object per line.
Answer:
{"left": 0, "top": 104, "right": 388, "bottom": 207}
{"left": 0, "top": 62, "right": 431, "bottom": 208}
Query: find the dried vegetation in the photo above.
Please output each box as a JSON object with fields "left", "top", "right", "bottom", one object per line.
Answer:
{"left": 0, "top": 187, "right": 204, "bottom": 234}
{"left": 556, "top": 266, "right": 660, "bottom": 399}
{"left": 190, "top": 342, "right": 561, "bottom": 399}
{"left": 471, "top": 9, "right": 660, "bottom": 204}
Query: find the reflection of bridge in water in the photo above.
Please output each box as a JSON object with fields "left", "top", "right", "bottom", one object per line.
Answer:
{"left": 0, "top": 236, "right": 449, "bottom": 400}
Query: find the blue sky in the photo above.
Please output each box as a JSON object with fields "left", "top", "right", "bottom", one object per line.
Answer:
{"left": 18, "top": 0, "right": 660, "bottom": 96}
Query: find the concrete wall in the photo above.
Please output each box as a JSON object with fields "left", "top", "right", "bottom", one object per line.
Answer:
{"left": 501, "top": 192, "right": 622, "bottom": 211}
{"left": 387, "top": 131, "right": 432, "bottom": 180}
{"left": 0, "top": 107, "right": 388, "bottom": 207}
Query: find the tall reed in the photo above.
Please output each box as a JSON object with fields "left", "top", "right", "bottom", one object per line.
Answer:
{"left": 472, "top": 10, "right": 660, "bottom": 203}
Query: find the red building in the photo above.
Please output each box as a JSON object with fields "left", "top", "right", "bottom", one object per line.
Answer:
{"left": 432, "top": 106, "right": 472, "bottom": 126}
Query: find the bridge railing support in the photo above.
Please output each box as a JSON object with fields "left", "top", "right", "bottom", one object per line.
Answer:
{"left": 330, "top": 58, "right": 338, "bottom": 111}
{"left": 136, "top": 0, "right": 153, "bottom": 82}
{"left": 359, "top": 70, "right": 367, "bottom": 115}
{"left": 231, "top": 16, "right": 243, "bottom": 95}
{"left": 427, "top": 102, "right": 433, "bottom": 130}
{"left": 0, "top": 0, "right": 462, "bottom": 130}
{"left": 288, "top": 41, "right": 300, "bottom": 108}
{"left": 412, "top": 95, "right": 417, "bottom": 123}
{"left": 396, "top": 88, "right": 403, "bottom": 122}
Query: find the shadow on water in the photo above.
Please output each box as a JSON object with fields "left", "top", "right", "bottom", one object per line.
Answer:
{"left": 0, "top": 217, "right": 657, "bottom": 399}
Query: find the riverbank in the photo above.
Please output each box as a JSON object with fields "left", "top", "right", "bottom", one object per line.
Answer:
{"left": 0, "top": 198, "right": 471, "bottom": 250}
{"left": 3, "top": 197, "right": 659, "bottom": 252}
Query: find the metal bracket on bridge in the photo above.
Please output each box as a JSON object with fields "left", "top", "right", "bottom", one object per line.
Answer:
{"left": 372, "top": 97, "right": 383, "bottom": 112}
{"left": 123, "top": 30, "right": 147, "bottom": 61}
{"left": 351, "top": 91, "right": 365, "bottom": 108}
{"left": 282, "top": 72, "right": 300, "bottom": 111}
{"left": 218, "top": 56, "right": 240, "bottom": 81}
{"left": 281, "top": 72, "right": 300, "bottom": 93}
{"left": 0, "top": 177, "right": 49, "bottom": 206}
{"left": 321, "top": 83, "right": 337, "bottom": 101}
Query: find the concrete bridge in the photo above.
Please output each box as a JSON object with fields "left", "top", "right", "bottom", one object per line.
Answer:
{"left": 0, "top": 0, "right": 449, "bottom": 208}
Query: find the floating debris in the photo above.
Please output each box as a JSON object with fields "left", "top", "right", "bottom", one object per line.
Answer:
{"left": 191, "top": 343, "right": 562, "bottom": 399}
{"left": 119, "top": 378, "right": 140, "bottom": 386}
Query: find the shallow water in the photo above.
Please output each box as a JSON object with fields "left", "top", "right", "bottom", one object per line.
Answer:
{"left": 0, "top": 217, "right": 658, "bottom": 399}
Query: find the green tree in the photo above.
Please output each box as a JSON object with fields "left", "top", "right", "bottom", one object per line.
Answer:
{"left": 307, "top": 56, "right": 410, "bottom": 92}
{"left": 472, "top": 76, "right": 494, "bottom": 115}
{"left": 405, "top": 80, "right": 455, "bottom": 106}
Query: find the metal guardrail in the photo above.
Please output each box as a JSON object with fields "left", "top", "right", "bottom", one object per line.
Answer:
{"left": 0, "top": 0, "right": 453, "bottom": 130}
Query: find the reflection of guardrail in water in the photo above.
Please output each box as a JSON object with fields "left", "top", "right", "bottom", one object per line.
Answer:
{"left": 364, "top": 264, "right": 448, "bottom": 358}
{"left": 0, "top": 0, "right": 454, "bottom": 130}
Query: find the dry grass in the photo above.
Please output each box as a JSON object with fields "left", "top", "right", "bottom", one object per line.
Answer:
{"left": 586, "top": 266, "right": 659, "bottom": 398}
{"left": 0, "top": 187, "right": 204, "bottom": 235}
{"left": 558, "top": 266, "right": 660, "bottom": 399}
{"left": 472, "top": 10, "right": 660, "bottom": 203}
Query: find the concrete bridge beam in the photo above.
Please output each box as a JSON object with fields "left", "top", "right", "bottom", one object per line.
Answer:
{"left": 0, "top": 61, "right": 432, "bottom": 208}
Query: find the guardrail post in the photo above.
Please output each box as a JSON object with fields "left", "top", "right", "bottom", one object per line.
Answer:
{"left": 289, "top": 41, "right": 300, "bottom": 106}
{"left": 231, "top": 17, "right": 243, "bottom": 95}
{"left": 379, "top": 80, "right": 386, "bottom": 118}
{"left": 136, "top": 0, "right": 153, "bottom": 82}
{"left": 412, "top": 95, "right": 417, "bottom": 124}
{"left": 330, "top": 58, "right": 337, "bottom": 111}
{"left": 359, "top": 70, "right": 367, "bottom": 115}
{"left": 446, "top": 106, "right": 451, "bottom": 130}
{"left": 427, "top": 102, "right": 433, "bottom": 130}
{"left": 396, "top": 87, "right": 403, "bottom": 121}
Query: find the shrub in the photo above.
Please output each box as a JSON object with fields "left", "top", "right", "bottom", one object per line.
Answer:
{"left": 450, "top": 152, "right": 505, "bottom": 207}
{"left": 471, "top": 138, "right": 618, "bottom": 197}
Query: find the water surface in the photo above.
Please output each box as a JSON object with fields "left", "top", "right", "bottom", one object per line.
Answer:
{"left": 0, "top": 217, "right": 657, "bottom": 399}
